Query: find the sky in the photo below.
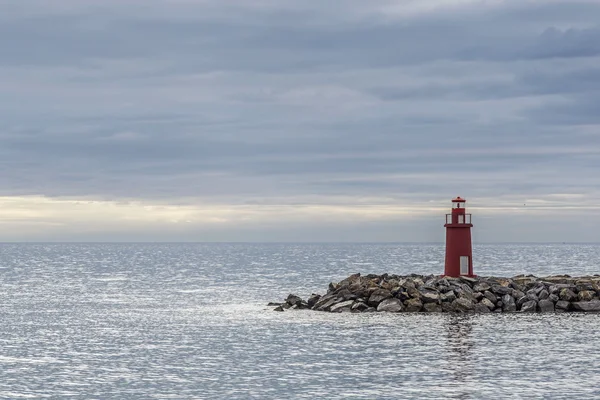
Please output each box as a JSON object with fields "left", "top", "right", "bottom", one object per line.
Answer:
{"left": 0, "top": 0, "right": 599, "bottom": 242}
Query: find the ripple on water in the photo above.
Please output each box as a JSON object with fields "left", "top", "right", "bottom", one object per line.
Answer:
{"left": 1, "top": 243, "right": 600, "bottom": 399}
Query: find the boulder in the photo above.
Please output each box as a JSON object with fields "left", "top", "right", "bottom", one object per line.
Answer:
{"left": 315, "top": 297, "right": 341, "bottom": 311}
{"left": 555, "top": 300, "right": 571, "bottom": 311}
{"left": 526, "top": 289, "right": 539, "bottom": 301}
{"left": 312, "top": 294, "right": 336, "bottom": 310}
{"left": 559, "top": 288, "right": 577, "bottom": 302}
{"left": 407, "top": 287, "right": 421, "bottom": 299}
{"left": 538, "top": 299, "right": 555, "bottom": 313}
{"left": 502, "top": 294, "right": 517, "bottom": 312}
{"left": 420, "top": 290, "right": 440, "bottom": 304}
{"left": 307, "top": 294, "right": 322, "bottom": 308}
{"left": 404, "top": 298, "right": 423, "bottom": 312}
{"left": 492, "top": 285, "right": 513, "bottom": 296}
{"left": 548, "top": 294, "right": 559, "bottom": 303}
{"left": 377, "top": 298, "right": 404, "bottom": 312}
{"left": 572, "top": 300, "right": 600, "bottom": 312}
{"left": 538, "top": 289, "right": 549, "bottom": 300}
{"left": 460, "top": 276, "right": 478, "bottom": 286}
{"left": 368, "top": 289, "right": 392, "bottom": 307}
{"left": 480, "top": 297, "right": 495, "bottom": 310}
{"left": 267, "top": 302, "right": 281, "bottom": 306}
{"left": 452, "top": 297, "right": 475, "bottom": 312}
{"left": 474, "top": 303, "right": 491, "bottom": 313}
{"left": 473, "top": 282, "right": 491, "bottom": 292}
{"left": 521, "top": 300, "right": 537, "bottom": 312}
{"left": 286, "top": 294, "right": 304, "bottom": 306}
{"left": 351, "top": 301, "right": 371, "bottom": 312}
{"left": 330, "top": 300, "right": 355, "bottom": 312}
{"left": 336, "top": 288, "right": 358, "bottom": 301}
{"left": 483, "top": 291, "right": 497, "bottom": 304}
{"left": 423, "top": 303, "right": 442, "bottom": 313}
{"left": 440, "top": 291, "right": 457, "bottom": 303}
{"left": 516, "top": 296, "right": 529, "bottom": 309}
{"left": 273, "top": 306, "right": 284, "bottom": 312}
{"left": 578, "top": 290, "right": 595, "bottom": 302}
{"left": 512, "top": 290, "right": 526, "bottom": 300}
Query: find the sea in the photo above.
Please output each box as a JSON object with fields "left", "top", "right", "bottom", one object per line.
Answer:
{"left": 1, "top": 242, "right": 600, "bottom": 399}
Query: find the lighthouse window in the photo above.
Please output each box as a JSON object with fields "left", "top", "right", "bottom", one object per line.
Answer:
{"left": 458, "top": 215, "right": 464, "bottom": 224}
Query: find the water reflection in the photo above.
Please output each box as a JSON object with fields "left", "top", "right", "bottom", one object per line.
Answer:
{"left": 445, "top": 315, "right": 474, "bottom": 399}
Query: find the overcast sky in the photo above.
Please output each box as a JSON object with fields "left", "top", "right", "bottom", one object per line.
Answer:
{"left": 1, "top": 0, "right": 599, "bottom": 242}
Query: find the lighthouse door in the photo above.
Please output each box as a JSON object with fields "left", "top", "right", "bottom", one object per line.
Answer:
{"left": 460, "top": 256, "right": 469, "bottom": 275}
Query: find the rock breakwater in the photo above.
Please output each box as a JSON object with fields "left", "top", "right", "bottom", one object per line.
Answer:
{"left": 270, "top": 273, "right": 600, "bottom": 313}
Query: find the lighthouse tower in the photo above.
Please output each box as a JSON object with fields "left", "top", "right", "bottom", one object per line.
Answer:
{"left": 444, "top": 197, "right": 475, "bottom": 277}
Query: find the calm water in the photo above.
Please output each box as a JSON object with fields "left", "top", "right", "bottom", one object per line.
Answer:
{"left": 1, "top": 243, "right": 600, "bottom": 399}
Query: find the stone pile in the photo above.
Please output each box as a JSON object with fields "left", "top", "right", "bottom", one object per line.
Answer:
{"left": 270, "top": 273, "right": 600, "bottom": 313}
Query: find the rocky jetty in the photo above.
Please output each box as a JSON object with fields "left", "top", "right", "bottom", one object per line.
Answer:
{"left": 270, "top": 273, "right": 600, "bottom": 313}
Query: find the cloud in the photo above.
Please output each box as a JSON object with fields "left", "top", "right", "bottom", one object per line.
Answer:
{"left": 0, "top": 0, "right": 599, "bottom": 240}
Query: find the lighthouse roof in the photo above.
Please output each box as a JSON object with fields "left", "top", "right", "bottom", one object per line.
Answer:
{"left": 451, "top": 196, "right": 466, "bottom": 202}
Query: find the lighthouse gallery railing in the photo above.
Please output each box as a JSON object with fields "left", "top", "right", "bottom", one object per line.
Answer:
{"left": 445, "top": 214, "right": 472, "bottom": 224}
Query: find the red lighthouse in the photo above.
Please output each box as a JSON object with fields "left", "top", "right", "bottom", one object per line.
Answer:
{"left": 444, "top": 197, "right": 475, "bottom": 277}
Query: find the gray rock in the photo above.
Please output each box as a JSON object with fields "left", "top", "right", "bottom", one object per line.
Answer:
{"left": 492, "top": 285, "right": 513, "bottom": 296}
{"left": 548, "top": 294, "right": 559, "bottom": 303}
{"left": 420, "top": 291, "right": 440, "bottom": 304}
{"left": 423, "top": 303, "right": 442, "bottom": 313}
{"left": 472, "top": 292, "right": 483, "bottom": 301}
{"left": 407, "top": 287, "right": 421, "bottom": 300}
{"left": 404, "top": 298, "right": 423, "bottom": 312}
{"left": 538, "top": 289, "right": 549, "bottom": 300}
{"left": 351, "top": 301, "right": 370, "bottom": 312}
{"left": 441, "top": 302, "right": 455, "bottom": 312}
{"left": 315, "top": 297, "right": 340, "bottom": 311}
{"left": 483, "top": 291, "right": 497, "bottom": 304}
{"left": 297, "top": 301, "right": 310, "bottom": 309}
{"left": 559, "top": 288, "right": 577, "bottom": 302}
{"left": 516, "top": 296, "right": 530, "bottom": 308}
{"left": 377, "top": 298, "right": 404, "bottom": 312}
{"left": 273, "top": 306, "right": 284, "bottom": 312}
{"left": 336, "top": 288, "right": 358, "bottom": 301}
{"left": 473, "top": 282, "right": 491, "bottom": 292}
{"left": 480, "top": 297, "right": 495, "bottom": 310}
{"left": 307, "top": 294, "right": 321, "bottom": 308}
{"left": 521, "top": 300, "right": 537, "bottom": 312}
{"left": 286, "top": 294, "right": 303, "bottom": 306}
{"left": 452, "top": 297, "right": 475, "bottom": 312}
{"left": 368, "top": 289, "right": 392, "bottom": 307}
{"left": 312, "top": 293, "right": 336, "bottom": 310}
{"left": 474, "top": 303, "right": 491, "bottom": 313}
{"left": 502, "top": 294, "right": 517, "bottom": 312}
{"left": 267, "top": 302, "right": 281, "bottom": 306}
{"left": 460, "top": 276, "right": 478, "bottom": 285}
{"left": 572, "top": 300, "right": 600, "bottom": 312}
{"left": 441, "top": 291, "right": 457, "bottom": 303}
{"left": 512, "top": 290, "right": 526, "bottom": 300}
{"left": 555, "top": 300, "right": 571, "bottom": 311}
{"left": 526, "top": 289, "right": 539, "bottom": 301}
{"left": 578, "top": 290, "right": 595, "bottom": 302}
{"left": 538, "top": 299, "right": 555, "bottom": 312}
{"left": 330, "top": 300, "right": 355, "bottom": 312}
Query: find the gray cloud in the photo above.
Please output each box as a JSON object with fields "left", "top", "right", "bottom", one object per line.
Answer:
{"left": 1, "top": 0, "right": 599, "bottom": 240}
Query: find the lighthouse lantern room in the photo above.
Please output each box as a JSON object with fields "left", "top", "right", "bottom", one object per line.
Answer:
{"left": 444, "top": 196, "right": 475, "bottom": 277}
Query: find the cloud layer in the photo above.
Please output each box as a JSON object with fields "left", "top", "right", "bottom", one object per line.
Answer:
{"left": 1, "top": 0, "right": 599, "bottom": 241}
